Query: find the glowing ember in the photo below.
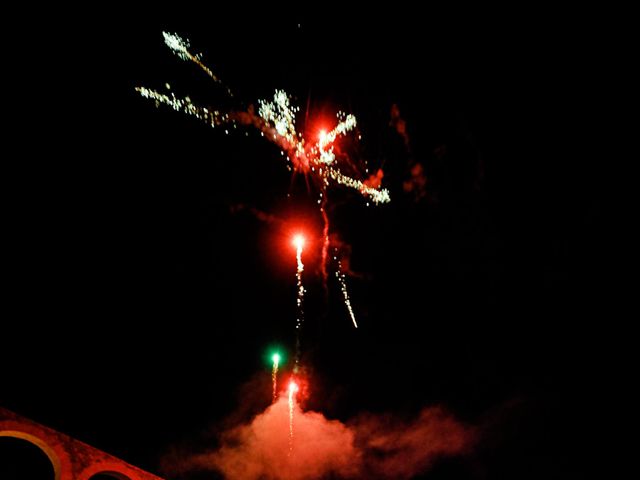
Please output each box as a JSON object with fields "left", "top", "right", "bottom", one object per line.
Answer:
{"left": 288, "top": 380, "right": 299, "bottom": 395}
{"left": 292, "top": 234, "right": 305, "bottom": 250}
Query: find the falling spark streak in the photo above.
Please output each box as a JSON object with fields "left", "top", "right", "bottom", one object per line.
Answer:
{"left": 336, "top": 258, "right": 358, "bottom": 328}
{"left": 271, "top": 353, "right": 280, "bottom": 403}
{"left": 162, "top": 32, "right": 233, "bottom": 97}
{"left": 320, "top": 202, "right": 330, "bottom": 290}
{"left": 293, "top": 235, "right": 305, "bottom": 369}
{"left": 288, "top": 380, "right": 299, "bottom": 455}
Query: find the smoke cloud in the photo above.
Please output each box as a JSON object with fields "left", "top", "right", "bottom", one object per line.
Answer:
{"left": 364, "top": 169, "right": 385, "bottom": 190}
{"left": 165, "top": 396, "right": 475, "bottom": 480}
{"left": 352, "top": 407, "right": 473, "bottom": 479}
{"left": 229, "top": 203, "right": 284, "bottom": 226}
{"left": 390, "top": 104, "right": 411, "bottom": 151}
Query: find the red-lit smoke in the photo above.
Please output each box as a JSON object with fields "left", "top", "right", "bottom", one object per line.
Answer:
{"left": 180, "top": 397, "right": 360, "bottom": 480}
{"left": 352, "top": 407, "right": 474, "bottom": 479}
{"left": 166, "top": 397, "right": 475, "bottom": 480}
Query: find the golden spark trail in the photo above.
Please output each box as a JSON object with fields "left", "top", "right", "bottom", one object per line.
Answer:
{"left": 336, "top": 258, "right": 358, "bottom": 328}
{"left": 293, "top": 235, "right": 305, "bottom": 370}
{"left": 288, "top": 380, "right": 299, "bottom": 455}
{"left": 271, "top": 354, "right": 280, "bottom": 403}
{"left": 162, "top": 32, "right": 233, "bottom": 97}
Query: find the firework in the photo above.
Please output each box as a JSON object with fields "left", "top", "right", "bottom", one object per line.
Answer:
{"left": 137, "top": 34, "right": 390, "bottom": 205}
{"left": 162, "top": 32, "right": 233, "bottom": 97}
{"left": 136, "top": 32, "right": 389, "bottom": 335}
{"left": 292, "top": 234, "right": 306, "bottom": 370}
{"left": 271, "top": 353, "right": 280, "bottom": 403}
{"left": 288, "top": 380, "right": 299, "bottom": 454}
{"left": 336, "top": 258, "right": 358, "bottom": 328}
{"left": 320, "top": 205, "right": 331, "bottom": 288}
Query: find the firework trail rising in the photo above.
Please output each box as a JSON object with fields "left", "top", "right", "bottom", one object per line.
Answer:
{"left": 136, "top": 32, "right": 389, "bottom": 329}
{"left": 288, "top": 380, "right": 299, "bottom": 455}
{"left": 293, "top": 235, "right": 305, "bottom": 369}
{"left": 271, "top": 353, "right": 280, "bottom": 403}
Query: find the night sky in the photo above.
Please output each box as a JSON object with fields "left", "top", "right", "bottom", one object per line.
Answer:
{"left": 3, "top": 10, "right": 614, "bottom": 480}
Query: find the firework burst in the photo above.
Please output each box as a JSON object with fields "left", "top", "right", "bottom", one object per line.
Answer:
{"left": 136, "top": 32, "right": 390, "bottom": 332}
{"left": 137, "top": 33, "right": 389, "bottom": 205}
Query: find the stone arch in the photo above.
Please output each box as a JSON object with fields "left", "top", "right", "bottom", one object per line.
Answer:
{"left": 78, "top": 461, "right": 143, "bottom": 480}
{"left": 0, "top": 430, "right": 62, "bottom": 480}
{"left": 0, "top": 408, "right": 163, "bottom": 480}
{"left": 87, "top": 473, "right": 133, "bottom": 480}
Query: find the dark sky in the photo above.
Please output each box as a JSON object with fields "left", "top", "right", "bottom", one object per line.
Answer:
{"left": 3, "top": 9, "right": 615, "bottom": 480}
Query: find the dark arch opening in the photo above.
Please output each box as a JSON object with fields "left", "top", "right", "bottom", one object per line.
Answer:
{"left": 89, "top": 473, "right": 132, "bottom": 480}
{"left": 0, "top": 436, "right": 55, "bottom": 480}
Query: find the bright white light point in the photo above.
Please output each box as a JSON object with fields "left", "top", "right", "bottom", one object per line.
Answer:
{"left": 319, "top": 129, "right": 327, "bottom": 143}
{"left": 292, "top": 234, "right": 305, "bottom": 250}
{"left": 289, "top": 381, "right": 299, "bottom": 394}
{"left": 162, "top": 32, "right": 191, "bottom": 61}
